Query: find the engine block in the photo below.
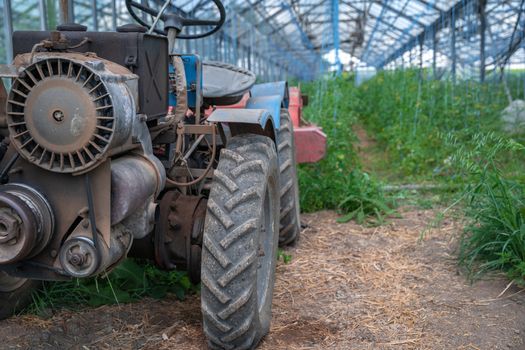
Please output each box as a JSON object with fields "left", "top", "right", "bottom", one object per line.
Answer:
{"left": 7, "top": 53, "right": 138, "bottom": 173}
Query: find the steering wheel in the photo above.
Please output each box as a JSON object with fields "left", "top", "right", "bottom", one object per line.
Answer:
{"left": 126, "top": 0, "right": 226, "bottom": 39}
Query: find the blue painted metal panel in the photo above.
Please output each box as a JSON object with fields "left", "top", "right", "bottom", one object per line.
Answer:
{"left": 245, "top": 95, "right": 282, "bottom": 129}
{"left": 250, "top": 81, "right": 289, "bottom": 108}
{"left": 207, "top": 109, "right": 273, "bottom": 131}
{"left": 169, "top": 54, "right": 202, "bottom": 108}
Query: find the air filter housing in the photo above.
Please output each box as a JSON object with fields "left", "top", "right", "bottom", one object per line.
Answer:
{"left": 7, "top": 54, "right": 138, "bottom": 173}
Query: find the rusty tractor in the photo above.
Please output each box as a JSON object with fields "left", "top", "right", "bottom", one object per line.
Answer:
{"left": 0, "top": 1, "right": 302, "bottom": 349}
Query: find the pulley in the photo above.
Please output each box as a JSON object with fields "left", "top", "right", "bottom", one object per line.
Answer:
{"left": 0, "top": 184, "right": 54, "bottom": 264}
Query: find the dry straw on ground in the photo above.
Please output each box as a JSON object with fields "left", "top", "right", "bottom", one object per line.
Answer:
{"left": 1, "top": 209, "right": 524, "bottom": 349}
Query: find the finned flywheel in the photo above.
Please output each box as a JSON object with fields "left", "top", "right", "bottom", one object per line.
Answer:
{"left": 7, "top": 58, "right": 116, "bottom": 173}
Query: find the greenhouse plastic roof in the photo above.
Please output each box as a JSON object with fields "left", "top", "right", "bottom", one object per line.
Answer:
{"left": 1, "top": 0, "right": 524, "bottom": 80}
{"left": 234, "top": 0, "right": 523, "bottom": 67}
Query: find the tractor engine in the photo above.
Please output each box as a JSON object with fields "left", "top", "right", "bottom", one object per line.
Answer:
{"left": 7, "top": 54, "right": 137, "bottom": 174}
{"left": 0, "top": 49, "right": 165, "bottom": 279}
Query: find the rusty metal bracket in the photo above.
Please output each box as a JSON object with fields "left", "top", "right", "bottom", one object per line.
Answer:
{"left": 183, "top": 124, "right": 216, "bottom": 135}
{"left": 154, "top": 190, "right": 206, "bottom": 284}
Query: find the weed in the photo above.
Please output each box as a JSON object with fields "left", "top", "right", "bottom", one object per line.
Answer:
{"left": 336, "top": 170, "right": 395, "bottom": 226}
{"left": 277, "top": 249, "right": 292, "bottom": 264}
{"left": 449, "top": 133, "right": 525, "bottom": 282}
{"left": 28, "top": 259, "right": 198, "bottom": 316}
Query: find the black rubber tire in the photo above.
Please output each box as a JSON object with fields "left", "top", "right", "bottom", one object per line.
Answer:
{"left": 276, "top": 109, "right": 301, "bottom": 246}
{"left": 201, "top": 134, "right": 280, "bottom": 350}
{"left": 0, "top": 273, "right": 39, "bottom": 319}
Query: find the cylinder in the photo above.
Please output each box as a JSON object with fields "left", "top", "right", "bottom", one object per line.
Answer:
{"left": 110, "top": 155, "right": 162, "bottom": 225}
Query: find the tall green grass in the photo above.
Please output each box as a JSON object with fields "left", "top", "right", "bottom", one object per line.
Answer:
{"left": 450, "top": 133, "right": 525, "bottom": 282}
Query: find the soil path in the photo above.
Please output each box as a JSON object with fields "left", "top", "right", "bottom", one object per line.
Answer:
{"left": 353, "top": 125, "right": 397, "bottom": 182}
{"left": 1, "top": 209, "right": 524, "bottom": 349}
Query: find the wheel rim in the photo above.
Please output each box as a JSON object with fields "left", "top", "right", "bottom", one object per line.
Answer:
{"left": 0, "top": 271, "right": 26, "bottom": 292}
{"left": 257, "top": 187, "right": 274, "bottom": 311}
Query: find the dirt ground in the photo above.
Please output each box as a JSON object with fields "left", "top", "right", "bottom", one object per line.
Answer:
{"left": 0, "top": 208, "right": 524, "bottom": 349}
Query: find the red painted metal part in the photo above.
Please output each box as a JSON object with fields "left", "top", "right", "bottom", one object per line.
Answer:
{"left": 294, "top": 125, "right": 327, "bottom": 164}
{"left": 288, "top": 87, "right": 302, "bottom": 127}
{"left": 206, "top": 87, "right": 326, "bottom": 164}
{"left": 288, "top": 87, "right": 326, "bottom": 164}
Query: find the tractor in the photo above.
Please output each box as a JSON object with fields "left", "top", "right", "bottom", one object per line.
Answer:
{"left": 0, "top": 1, "right": 301, "bottom": 349}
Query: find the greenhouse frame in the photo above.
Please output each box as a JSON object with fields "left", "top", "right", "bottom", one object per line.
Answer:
{"left": 1, "top": 0, "right": 524, "bottom": 82}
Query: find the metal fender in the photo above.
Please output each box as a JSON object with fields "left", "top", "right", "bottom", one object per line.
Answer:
{"left": 245, "top": 95, "right": 282, "bottom": 129}
{"left": 207, "top": 109, "right": 276, "bottom": 142}
{"left": 244, "top": 81, "right": 289, "bottom": 130}
{"left": 250, "top": 81, "right": 289, "bottom": 108}
{"left": 208, "top": 108, "right": 273, "bottom": 128}
{"left": 208, "top": 81, "right": 290, "bottom": 140}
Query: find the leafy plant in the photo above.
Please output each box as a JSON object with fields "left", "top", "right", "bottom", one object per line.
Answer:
{"left": 28, "top": 259, "right": 198, "bottom": 316}
{"left": 336, "top": 170, "right": 395, "bottom": 226}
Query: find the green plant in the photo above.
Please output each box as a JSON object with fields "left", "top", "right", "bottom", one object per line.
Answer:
{"left": 277, "top": 249, "right": 292, "bottom": 264}
{"left": 298, "top": 76, "right": 395, "bottom": 223}
{"left": 28, "top": 259, "right": 198, "bottom": 316}
{"left": 336, "top": 170, "right": 395, "bottom": 226}
{"left": 356, "top": 69, "right": 525, "bottom": 182}
{"left": 450, "top": 133, "right": 525, "bottom": 282}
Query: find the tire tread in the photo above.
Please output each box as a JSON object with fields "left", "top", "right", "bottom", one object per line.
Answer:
{"left": 202, "top": 134, "right": 279, "bottom": 349}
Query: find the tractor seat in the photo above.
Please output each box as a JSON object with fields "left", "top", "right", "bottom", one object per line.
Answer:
{"left": 202, "top": 61, "right": 256, "bottom": 106}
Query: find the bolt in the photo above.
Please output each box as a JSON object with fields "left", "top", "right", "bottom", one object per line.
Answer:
{"left": 69, "top": 253, "right": 85, "bottom": 267}
{"left": 50, "top": 249, "right": 57, "bottom": 258}
{"left": 0, "top": 210, "right": 21, "bottom": 244}
{"left": 52, "top": 110, "right": 64, "bottom": 122}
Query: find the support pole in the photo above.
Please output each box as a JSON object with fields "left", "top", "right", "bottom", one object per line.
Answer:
{"left": 451, "top": 9, "right": 457, "bottom": 83}
{"left": 432, "top": 29, "right": 437, "bottom": 79}
{"left": 59, "top": 0, "right": 69, "bottom": 24}
{"left": 38, "top": 0, "right": 48, "bottom": 30}
{"left": 419, "top": 36, "right": 424, "bottom": 71}
{"left": 479, "top": 0, "right": 487, "bottom": 82}
{"left": 331, "top": 0, "right": 341, "bottom": 75}
{"left": 91, "top": 0, "right": 98, "bottom": 31}
{"left": 3, "top": 0, "right": 13, "bottom": 63}
{"left": 111, "top": 0, "right": 117, "bottom": 30}
{"left": 68, "top": 0, "right": 75, "bottom": 23}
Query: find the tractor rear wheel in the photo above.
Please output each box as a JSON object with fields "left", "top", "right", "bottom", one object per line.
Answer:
{"left": 0, "top": 272, "right": 38, "bottom": 319}
{"left": 277, "top": 109, "right": 301, "bottom": 246}
{"left": 201, "top": 134, "right": 279, "bottom": 350}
